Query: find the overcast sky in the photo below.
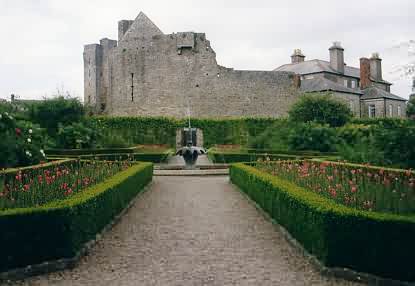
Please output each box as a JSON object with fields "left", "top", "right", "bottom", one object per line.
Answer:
{"left": 0, "top": 0, "right": 414, "bottom": 101}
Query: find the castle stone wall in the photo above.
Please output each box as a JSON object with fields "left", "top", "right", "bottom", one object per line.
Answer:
{"left": 84, "top": 13, "right": 300, "bottom": 118}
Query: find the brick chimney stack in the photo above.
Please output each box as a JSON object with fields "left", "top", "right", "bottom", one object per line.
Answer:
{"left": 370, "top": 52, "right": 383, "bottom": 82}
{"left": 329, "top": 42, "right": 345, "bottom": 74}
{"left": 291, "top": 49, "right": 305, "bottom": 64}
{"left": 360, "top": 57, "right": 371, "bottom": 89}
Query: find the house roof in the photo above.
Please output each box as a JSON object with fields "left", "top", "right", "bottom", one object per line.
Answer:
{"left": 275, "top": 59, "right": 360, "bottom": 78}
{"left": 361, "top": 87, "right": 407, "bottom": 101}
{"left": 301, "top": 77, "right": 363, "bottom": 95}
{"left": 274, "top": 59, "right": 391, "bottom": 85}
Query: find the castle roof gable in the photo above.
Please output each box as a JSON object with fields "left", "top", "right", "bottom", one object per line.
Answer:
{"left": 121, "top": 12, "right": 163, "bottom": 41}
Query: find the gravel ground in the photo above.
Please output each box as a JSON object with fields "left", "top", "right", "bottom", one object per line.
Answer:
{"left": 6, "top": 176, "right": 364, "bottom": 286}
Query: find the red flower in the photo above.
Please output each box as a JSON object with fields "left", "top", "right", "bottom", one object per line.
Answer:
{"left": 15, "top": 128, "right": 21, "bottom": 136}
{"left": 351, "top": 186, "right": 357, "bottom": 193}
{"left": 23, "top": 184, "right": 30, "bottom": 191}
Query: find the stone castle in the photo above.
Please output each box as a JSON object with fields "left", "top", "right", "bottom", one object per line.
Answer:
{"left": 84, "top": 12, "right": 299, "bottom": 118}
{"left": 84, "top": 12, "right": 406, "bottom": 118}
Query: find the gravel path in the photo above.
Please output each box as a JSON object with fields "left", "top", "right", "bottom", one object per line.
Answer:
{"left": 7, "top": 176, "right": 363, "bottom": 286}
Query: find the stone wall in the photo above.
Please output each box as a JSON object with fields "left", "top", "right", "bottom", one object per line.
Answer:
{"left": 361, "top": 98, "right": 406, "bottom": 118}
{"left": 84, "top": 13, "right": 299, "bottom": 118}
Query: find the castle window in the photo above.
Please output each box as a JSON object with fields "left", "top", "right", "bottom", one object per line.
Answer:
{"left": 130, "top": 73, "right": 134, "bottom": 102}
{"left": 344, "top": 79, "right": 348, "bottom": 87}
{"left": 389, "top": 104, "right": 393, "bottom": 116}
{"left": 351, "top": 80, "right": 356, "bottom": 88}
{"left": 398, "top": 106, "right": 402, "bottom": 116}
{"left": 368, "top": 105, "right": 376, "bottom": 118}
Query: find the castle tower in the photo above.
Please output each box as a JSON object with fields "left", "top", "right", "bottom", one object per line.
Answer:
{"left": 118, "top": 12, "right": 163, "bottom": 43}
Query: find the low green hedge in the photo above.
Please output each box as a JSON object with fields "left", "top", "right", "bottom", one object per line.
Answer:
{"left": 208, "top": 152, "right": 301, "bottom": 163}
{"left": 45, "top": 147, "right": 142, "bottom": 156}
{"left": 230, "top": 163, "right": 415, "bottom": 282}
{"left": 246, "top": 149, "right": 338, "bottom": 157}
{"left": 76, "top": 151, "right": 173, "bottom": 163}
{"left": 0, "top": 162, "right": 153, "bottom": 272}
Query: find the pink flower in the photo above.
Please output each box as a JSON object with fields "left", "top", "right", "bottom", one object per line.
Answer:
{"left": 351, "top": 186, "right": 357, "bottom": 193}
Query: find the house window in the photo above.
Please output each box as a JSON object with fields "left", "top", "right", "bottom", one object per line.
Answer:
{"left": 388, "top": 104, "right": 393, "bottom": 117}
{"left": 368, "top": 105, "right": 376, "bottom": 118}
{"left": 351, "top": 80, "right": 356, "bottom": 88}
{"left": 344, "top": 79, "right": 348, "bottom": 87}
{"left": 398, "top": 106, "right": 402, "bottom": 116}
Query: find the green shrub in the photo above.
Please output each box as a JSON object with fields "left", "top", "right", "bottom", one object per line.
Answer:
{"left": 289, "top": 93, "right": 352, "bottom": 127}
{"left": 31, "top": 96, "right": 85, "bottom": 135}
{"left": 0, "top": 162, "right": 152, "bottom": 272}
{"left": 0, "top": 112, "right": 47, "bottom": 168}
{"left": 248, "top": 119, "right": 293, "bottom": 150}
{"left": 336, "top": 120, "right": 415, "bottom": 169}
{"left": 230, "top": 163, "right": 415, "bottom": 282}
{"left": 287, "top": 122, "right": 338, "bottom": 152}
{"left": 406, "top": 96, "right": 415, "bottom": 119}
{"left": 56, "top": 121, "right": 100, "bottom": 149}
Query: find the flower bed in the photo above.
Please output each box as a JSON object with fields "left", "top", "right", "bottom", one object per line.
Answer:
{"left": 0, "top": 162, "right": 153, "bottom": 272}
{"left": 0, "top": 159, "right": 133, "bottom": 210}
{"left": 230, "top": 163, "right": 415, "bottom": 282}
{"left": 257, "top": 160, "right": 415, "bottom": 215}
{"left": 207, "top": 148, "right": 335, "bottom": 164}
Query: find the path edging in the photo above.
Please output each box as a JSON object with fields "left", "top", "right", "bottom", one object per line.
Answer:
{"left": 0, "top": 182, "right": 153, "bottom": 283}
{"left": 231, "top": 181, "right": 415, "bottom": 286}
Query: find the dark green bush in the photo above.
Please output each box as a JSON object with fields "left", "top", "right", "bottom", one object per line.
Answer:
{"left": 287, "top": 122, "right": 338, "bottom": 152}
{"left": 0, "top": 112, "right": 48, "bottom": 168}
{"left": 406, "top": 96, "right": 415, "bottom": 119}
{"left": 31, "top": 97, "right": 85, "bottom": 135}
{"left": 55, "top": 121, "right": 100, "bottom": 149}
{"left": 0, "top": 162, "right": 152, "bottom": 272}
{"left": 230, "top": 163, "right": 415, "bottom": 282}
{"left": 289, "top": 93, "right": 352, "bottom": 127}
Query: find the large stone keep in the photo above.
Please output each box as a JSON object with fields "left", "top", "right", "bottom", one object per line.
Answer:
{"left": 84, "top": 12, "right": 299, "bottom": 118}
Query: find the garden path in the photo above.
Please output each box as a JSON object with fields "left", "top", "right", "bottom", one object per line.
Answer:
{"left": 10, "top": 176, "right": 361, "bottom": 286}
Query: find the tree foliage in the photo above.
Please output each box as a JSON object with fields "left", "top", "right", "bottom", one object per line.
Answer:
{"left": 289, "top": 93, "right": 352, "bottom": 127}
{"left": 32, "top": 96, "right": 85, "bottom": 135}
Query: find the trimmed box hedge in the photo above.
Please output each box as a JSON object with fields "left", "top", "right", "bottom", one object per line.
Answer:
{"left": 230, "top": 163, "right": 415, "bottom": 282}
{"left": 0, "top": 162, "right": 153, "bottom": 272}
{"left": 44, "top": 146, "right": 142, "bottom": 156}
{"left": 208, "top": 151, "right": 301, "bottom": 163}
{"left": 76, "top": 151, "right": 173, "bottom": 163}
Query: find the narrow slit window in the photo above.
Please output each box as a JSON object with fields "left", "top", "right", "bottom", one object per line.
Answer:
{"left": 131, "top": 73, "right": 134, "bottom": 102}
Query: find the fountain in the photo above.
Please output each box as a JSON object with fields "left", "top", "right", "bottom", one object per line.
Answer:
{"left": 175, "top": 102, "right": 206, "bottom": 168}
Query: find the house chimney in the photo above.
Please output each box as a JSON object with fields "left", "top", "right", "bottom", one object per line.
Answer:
{"left": 329, "top": 41, "right": 345, "bottom": 74}
{"left": 370, "top": 52, "right": 382, "bottom": 81}
{"left": 291, "top": 49, "right": 305, "bottom": 64}
{"left": 360, "top": 58, "right": 371, "bottom": 89}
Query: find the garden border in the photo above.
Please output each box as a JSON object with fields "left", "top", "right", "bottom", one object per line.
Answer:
{"left": 0, "top": 162, "right": 153, "bottom": 282}
{"left": 230, "top": 163, "right": 415, "bottom": 284}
